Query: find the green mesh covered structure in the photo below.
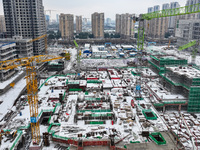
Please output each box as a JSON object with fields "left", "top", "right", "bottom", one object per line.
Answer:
{"left": 188, "top": 87, "right": 200, "bottom": 112}
{"left": 148, "top": 55, "right": 187, "bottom": 75}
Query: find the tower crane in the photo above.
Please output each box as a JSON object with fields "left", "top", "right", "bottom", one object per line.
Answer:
{"left": 135, "top": 3, "right": 200, "bottom": 52}
{"left": 178, "top": 40, "right": 198, "bottom": 64}
{"left": 29, "top": 34, "right": 48, "bottom": 54}
{"left": 133, "top": 3, "right": 200, "bottom": 96}
{"left": 74, "top": 40, "right": 81, "bottom": 75}
{"left": 0, "top": 55, "right": 65, "bottom": 145}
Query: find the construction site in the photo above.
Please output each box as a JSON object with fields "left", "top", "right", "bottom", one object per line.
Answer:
{"left": 0, "top": 2, "right": 200, "bottom": 150}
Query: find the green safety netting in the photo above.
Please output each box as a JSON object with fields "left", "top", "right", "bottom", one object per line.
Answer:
{"left": 150, "top": 55, "right": 187, "bottom": 67}
{"left": 130, "top": 141, "right": 140, "bottom": 143}
{"left": 135, "top": 97, "right": 144, "bottom": 100}
{"left": 39, "top": 75, "right": 69, "bottom": 89}
{"left": 10, "top": 130, "right": 23, "bottom": 150}
{"left": 188, "top": 87, "right": 200, "bottom": 112}
{"left": 91, "top": 113, "right": 112, "bottom": 117}
{"left": 150, "top": 55, "right": 159, "bottom": 61}
{"left": 114, "top": 66, "right": 148, "bottom": 69}
{"left": 53, "top": 103, "right": 61, "bottom": 113}
{"left": 163, "top": 101, "right": 187, "bottom": 105}
{"left": 131, "top": 71, "right": 141, "bottom": 76}
{"left": 69, "top": 89, "right": 82, "bottom": 91}
{"left": 84, "top": 97, "right": 101, "bottom": 101}
{"left": 153, "top": 101, "right": 187, "bottom": 107}
{"left": 89, "top": 121, "right": 105, "bottom": 124}
{"left": 67, "top": 82, "right": 80, "bottom": 85}
{"left": 142, "top": 109, "right": 157, "bottom": 120}
{"left": 153, "top": 103, "right": 164, "bottom": 107}
{"left": 48, "top": 103, "right": 61, "bottom": 124}
{"left": 148, "top": 60, "right": 166, "bottom": 74}
{"left": 149, "top": 132, "right": 166, "bottom": 145}
{"left": 48, "top": 123, "right": 78, "bottom": 141}
{"left": 160, "top": 74, "right": 190, "bottom": 90}
{"left": 87, "top": 80, "right": 102, "bottom": 83}
{"left": 192, "top": 78, "right": 200, "bottom": 86}
{"left": 77, "top": 109, "right": 111, "bottom": 113}
{"left": 9, "top": 106, "right": 55, "bottom": 149}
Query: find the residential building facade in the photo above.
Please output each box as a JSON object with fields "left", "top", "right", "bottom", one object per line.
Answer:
{"left": 176, "top": 19, "right": 200, "bottom": 51}
{"left": 0, "top": 15, "right": 6, "bottom": 34}
{"left": 92, "top": 12, "right": 104, "bottom": 38}
{"left": 168, "top": 2, "right": 180, "bottom": 36}
{"left": 115, "top": 13, "right": 135, "bottom": 39}
{"left": 2, "top": 0, "right": 46, "bottom": 55}
{"left": 185, "top": 0, "right": 200, "bottom": 19}
{"left": 59, "top": 14, "right": 74, "bottom": 40}
{"left": 76, "top": 16, "right": 82, "bottom": 34}
{"left": 0, "top": 42, "right": 17, "bottom": 81}
{"left": 0, "top": 36, "right": 33, "bottom": 58}
{"left": 145, "top": 3, "right": 179, "bottom": 39}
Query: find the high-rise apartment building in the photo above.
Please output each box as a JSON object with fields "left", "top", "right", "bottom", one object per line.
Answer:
{"left": 162, "top": 3, "right": 170, "bottom": 10}
{"left": 59, "top": 14, "right": 74, "bottom": 40}
{"left": 168, "top": 2, "right": 180, "bottom": 36}
{"left": 146, "top": 2, "right": 180, "bottom": 39}
{"left": 0, "top": 15, "right": 6, "bottom": 34}
{"left": 115, "top": 13, "right": 135, "bottom": 39}
{"left": 145, "top": 6, "right": 161, "bottom": 39}
{"left": 153, "top": 5, "right": 160, "bottom": 12}
{"left": 148, "top": 7, "right": 154, "bottom": 13}
{"left": 45, "top": 15, "right": 50, "bottom": 26}
{"left": 116, "top": 14, "right": 121, "bottom": 34}
{"left": 185, "top": 0, "right": 200, "bottom": 19}
{"left": 92, "top": 12, "right": 104, "bottom": 38}
{"left": 106, "top": 18, "right": 111, "bottom": 26}
{"left": 2, "top": 0, "right": 46, "bottom": 55}
{"left": 82, "top": 18, "right": 88, "bottom": 26}
{"left": 175, "top": 0, "right": 200, "bottom": 50}
{"left": 160, "top": 4, "right": 170, "bottom": 38}
{"left": 56, "top": 14, "right": 59, "bottom": 23}
{"left": 76, "top": 16, "right": 82, "bottom": 34}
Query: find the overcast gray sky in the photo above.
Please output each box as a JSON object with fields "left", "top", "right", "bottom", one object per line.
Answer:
{"left": 0, "top": 0, "right": 186, "bottom": 20}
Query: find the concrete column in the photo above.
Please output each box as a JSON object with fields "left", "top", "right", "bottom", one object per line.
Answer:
{"left": 178, "top": 105, "right": 181, "bottom": 111}
{"left": 163, "top": 106, "right": 165, "bottom": 113}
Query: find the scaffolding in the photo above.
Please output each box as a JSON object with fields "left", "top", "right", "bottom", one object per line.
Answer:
{"left": 188, "top": 87, "right": 200, "bottom": 112}
{"left": 161, "top": 66, "right": 200, "bottom": 112}
{"left": 148, "top": 55, "right": 187, "bottom": 75}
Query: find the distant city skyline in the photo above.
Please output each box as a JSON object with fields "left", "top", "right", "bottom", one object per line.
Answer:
{"left": 0, "top": 0, "right": 186, "bottom": 20}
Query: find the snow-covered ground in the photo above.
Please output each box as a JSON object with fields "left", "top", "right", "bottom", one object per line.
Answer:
{"left": 0, "top": 70, "right": 24, "bottom": 89}
{"left": 1, "top": 45, "right": 200, "bottom": 149}
{"left": 0, "top": 77, "right": 26, "bottom": 121}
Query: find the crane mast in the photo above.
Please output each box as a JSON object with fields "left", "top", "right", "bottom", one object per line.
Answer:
{"left": 26, "top": 66, "right": 40, "bottom": 143}
{"left": 133, "top": 2, "right": 200, "bottom": 98}
{"left": 0, "top": 55, "right": 65, "bottom": 144}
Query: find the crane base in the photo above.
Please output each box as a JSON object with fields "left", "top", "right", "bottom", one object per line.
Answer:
{"left": 29, "top": 140, "right": 43, "bottom": 150}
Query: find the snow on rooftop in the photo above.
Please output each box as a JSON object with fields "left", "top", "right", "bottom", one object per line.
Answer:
{"left": 166, "top": 66, "right": 200, "bottom": 78}
{"left": 147, "top": 81, "right": 186, "bottom": 101}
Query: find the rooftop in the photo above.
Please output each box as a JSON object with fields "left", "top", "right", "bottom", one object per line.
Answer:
{"left": 166, "top": 66, "right": 200, "bottom": 79}
{"left": 0, "top": 42, "right": 16, "bottom": 48}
